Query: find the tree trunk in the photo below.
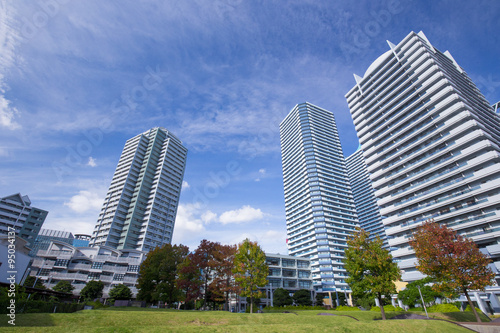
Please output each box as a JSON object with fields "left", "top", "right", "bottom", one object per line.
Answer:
{"left": 250, "top": 295, "right": 254, "bottom": 314}
{"left": 463, "top": 288, "right": 481, "bottom": 323}
{"left": 378, "top": 294, "right": 386, "bottom": 320}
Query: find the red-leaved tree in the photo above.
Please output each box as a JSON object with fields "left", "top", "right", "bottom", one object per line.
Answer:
{"left": 410, "top": 220, "right": 494, "bottom": 322}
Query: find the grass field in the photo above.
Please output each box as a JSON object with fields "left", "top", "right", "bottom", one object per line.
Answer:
{"left": 0, "top": 308, "right": 488, "bottom": 332}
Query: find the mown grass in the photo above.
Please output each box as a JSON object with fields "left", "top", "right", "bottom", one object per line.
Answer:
{"left": 0, "top": 308, "right": 483, "bottom": 332}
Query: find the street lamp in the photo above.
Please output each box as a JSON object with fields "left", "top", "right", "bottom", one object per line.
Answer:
{"left": 417, "top": 285, "right": 429, "bottom": 319}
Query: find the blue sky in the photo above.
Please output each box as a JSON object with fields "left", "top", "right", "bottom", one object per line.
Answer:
{"left": 1, "top": 0, "right": 499, "bottom": 254}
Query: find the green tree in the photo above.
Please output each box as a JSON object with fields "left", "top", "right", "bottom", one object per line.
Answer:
{"left": 273, "top": 288, "right": 293, "bottom": 307}
{"left": 344, "top": 228, "right": 401, "bottom": 320}
{"left": 398, "top": 277, "right": 441, "bottom": 308}
{"left": 137, "top": 243, "right": 189, "bottom": 306}
{"left": 410, "top": 221, "right": 495, "bottom": 323}
{"left": 109, "top": 284, "right": 132, "bottom": 302}
{"left": 80, "top": 280, "right": 104, "bottom": 302}
{"left": 233, "top": 238, "right": 268, "bottom": 313}
{"left": 24, "top": 276, "right": 46, "bottom": 289}
{"left": 292, "top": 289, "right": 312, "bottom": 306}
{"left": 315, "top": 293, "right": 325, "bottom": 307}
{"left": 52, "top": 280, "right": 74, "bottom": 294}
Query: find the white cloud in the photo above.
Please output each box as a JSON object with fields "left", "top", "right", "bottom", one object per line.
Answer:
{"left": 173, "top": 203, "right": 206, "bottom": 246}
{"left": 255, "top": 168, "right": 266, "bottom": 181}
{"left": 201, "top": 210, "right": 217, "bottom": 223}
{"left": 219, "top": 205, "right": 264, "bottom": 225}
{"left": 64, "top": 190, "right": 103, "bottom": 213}
{"left": 182, "top": 180, "right": 190, "bottom": 190}
{"left": 87, "top": 156, "right": 97, "bottom": 167}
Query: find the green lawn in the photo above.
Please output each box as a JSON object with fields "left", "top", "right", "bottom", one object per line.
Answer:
{"left": 0, "top": 308, "right": 483, "bottom": 332}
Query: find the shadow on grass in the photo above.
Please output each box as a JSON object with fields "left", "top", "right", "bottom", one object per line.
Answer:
{"left": 1, "top": 313, "right": 55, "bottom": 327}
{"left": 439, "top": 311, "right": 491, "bottom": 323}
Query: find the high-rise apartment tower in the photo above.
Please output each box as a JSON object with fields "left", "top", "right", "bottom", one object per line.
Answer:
{"left": 345, "top": 148, "right": 387, "bottom": 248}
{"left": 91, "top": 127, "right": 187, "bottom": 252}
{"left": 345, "top": 31, "right": 500, "bottom": 283}
{"left": 280, "top": 102, "right": 358, "bottom": 294}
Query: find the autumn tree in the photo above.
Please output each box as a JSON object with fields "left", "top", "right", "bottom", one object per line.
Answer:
{"left": 210, "top": 243, "right": 239, "bottom": 311}
{"left": 410, "top": 221, "right": 494, "bottom": 323}
{"left": 233, "top": 238, "right": 268, "bottom": 313}
{"left": 190, "top": 239, "right": 219, "bottom": 309}
{"left": 137, "top": 243, "right": 189, "bottom": 306}
{"left": 344, "top": 228, "right": 401, "bottom": 320}
{"left": 176, "top": 254, "right": 203, "bottom": 308}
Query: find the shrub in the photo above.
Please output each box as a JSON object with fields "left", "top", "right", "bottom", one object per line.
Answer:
{"left": 427, "top": 304, "right": 460, "bottom": 312}
{"left": 336, "top": 305, "right": 360, "bottom": 311}
{"left": 465, "top": 305, "right": 483, "bottom": 314}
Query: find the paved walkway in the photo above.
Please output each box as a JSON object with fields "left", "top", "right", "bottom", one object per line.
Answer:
{"left": 458, "top": 322, "right": 500, "bottom": 333}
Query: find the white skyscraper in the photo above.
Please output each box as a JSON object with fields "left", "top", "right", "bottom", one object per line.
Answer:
{"left": 91, "top": 127, "right": 187, "bottom": 252}
{"left": 280, "top": 102, "right": 358, "bottom": 296}
{"left": 345, "top": 31, "right": 500, "bottom": 285}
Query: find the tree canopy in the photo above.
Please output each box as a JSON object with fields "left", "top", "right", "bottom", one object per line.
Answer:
{"left": 273, "top": 287, "right": 293, "bottom": 307}
{"left": 109, "top": 284, "right": 132, "bottom": 301}
{"left": 52, "top": 280, "right": 74, "bottom": 294}
{"left": 344, "top": 228, "right": 401, "bottom": 320}
{"left": 136, "top": 243, "right": 189, "bottom": 305}
{"left": 233, "top": 238, "right": 268, "bottom": 313}
{"left": 410, "top": 220, "right": 494, "bottom": 322}
{"left": 397, "top": 277, "right": 442, "bottom": 307}
{"left": 292, "top": 289, "right": 312, "bottom": 306}
{"left": 80, "top": 280, "right": 104, "bottom": 302}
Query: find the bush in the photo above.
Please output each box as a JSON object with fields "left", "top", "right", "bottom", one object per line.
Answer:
{"left": 85, "top": 301, "right": 109, "bottom": 309}
{"left": 465, "top": 305, "right": 483, "bottom": 314}
{"left": 370, "top": 305, "right": 404, "bottom": 312}
{"left": 263, "top": 305, "right": 324, "bottom": 312}
{"left": 336, "top": 305, "right": 360, "bottom": 311}
{"left": 427, "top": 304, "right": 460, "bottom": 312}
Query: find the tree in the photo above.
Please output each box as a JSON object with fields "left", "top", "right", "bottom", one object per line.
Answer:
{"left": 80, "top": 280, "right": 104, "bottom": 302}
{"left": 176, "top": 255, "right": 203, "bottom": 308}
{"left": 398, "top": 277, "right": 442, "bottom": 308}
{"left": 233, "top": 238, "right": 268, "bottom": 313}
{"left": 292, "top": 289, "right": 312, "bottom": 306}
{"left": 109, "top": 284, "right": 132, "bottom": 302}
{"left": 24, "top": 276, "right": 46, "bottom": 289}
{"left": 410, "top": 220, "right": 495, "bottom": 323}
{"left": 190, "top": 240, "right": 218, "bottom": 309}
{"left": 52, "top": 280, "right": 74, "bottom": 294}
{"left": 315, "top": 293, "right": 325, "bottom": 307}
{"left": 344, "top": 228, "right": 401, "bottom": 320}
{"left": 210, "top": 243, "right": 239, "bottom": 311}
{"left": 273, "top": 287, "right": 293, "bottom": 307}
{"left": 137, "top": 243, "right": 189, "bottom": 306}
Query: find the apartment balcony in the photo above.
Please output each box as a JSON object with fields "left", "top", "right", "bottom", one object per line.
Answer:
{"left": 123, "top": 276, "right": 137, "bottom": 284}
{"left": 102, "top": 265, "right": 127, "bottom": 273}
{"left": 67, "top": 263, "right": 91, "bottom": 271}
{"left": 37, "top": 250, "right": 73, "bottom": 259}
{"left": 53, "top": 273, "right": 88, "bottom": 281}
{"left": 31, "top": 258, "right": 54, "bottom": 268}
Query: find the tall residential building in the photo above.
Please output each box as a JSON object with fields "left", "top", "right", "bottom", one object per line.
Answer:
{"left": 280, "top": 102, "right": 358, "bottom": 295}
{"left": 345, "top": 147, "right": 387, "bottom": 248}
{"left": 0, "top": 193, "right": 48, "bottom": 248}
{"left": 91, "top": 127, "right": 187, "bottom": 252}
{"left": 345, "top": 31, "right": 500, "bottom": 284}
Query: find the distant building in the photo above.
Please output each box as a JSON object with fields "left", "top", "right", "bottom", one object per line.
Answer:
{"left": 345, "top": 147, "right": 387, "bottom": 247}
{"left": 73, "top": 234, "right": 91, "bottom": 248}
{"left": 0, "top": 193, "right": 48, "bottom": 248}
{"left": 493, "top": 101, "right": 500, "bottom": 115}
{"left": 233, "top": 253, "right": 313, "bottom": 311}
{"left": 280, "top": 102, "right": 358, "bottom": 295}
{"left": 91, "top": 127, "right": 188, "bottom": 252}
{"left": 29, "top": 228, "right": 75, "bottom": 257}
{"left": 30, "top": 240, "right": 145, "bottom": 298}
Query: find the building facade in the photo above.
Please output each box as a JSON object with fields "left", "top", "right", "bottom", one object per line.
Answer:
{"left": 345, "top": 147, "right": 387, "bottom": 247}
{"left": 280, "top": 102, "right": 358, "bottom": 295}
{"left": 345, "top": 31, "right": 500, "bottom": 285}
{"left": 30, "top": 240, "right": 145, "bottom": 298}
{"left": 29, "top": 228, "right": 75, "bottom": 257}
{"left": 91, "top": 127, "right": 187, "bottom": 252}
{"left": 0, "top": 193, "right": 48, "bottom": 248}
